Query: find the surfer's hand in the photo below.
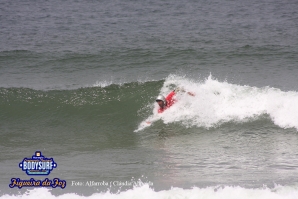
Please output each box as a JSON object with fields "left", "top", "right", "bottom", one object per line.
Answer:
{"left": 174, "top": 87, "right": 185, "bottom": 93}
{"left": 175, "top": 87, "right": 195, "bottom": 96}
{"left": 187, "top": 91, "right": 195, "bottom": 96}
{"left": 146, "top": 121, "right": 151, "bottom": 124}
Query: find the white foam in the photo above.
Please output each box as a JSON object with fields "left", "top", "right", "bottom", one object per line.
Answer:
{"left": 91, "top": 78, "right": 158, "bottom": 88}
{"left": 137, "top": 74, "right": 298, "bottom": 131}
{"left": 1, "top": 184, "right": 298, "bottom": 199}
{"left": 92, "top": 80, "right": 115, "bottom": 88}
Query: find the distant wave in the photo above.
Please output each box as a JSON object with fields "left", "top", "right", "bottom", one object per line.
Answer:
{"left": 0, "top": 50, "right": 32, "bottom": 53}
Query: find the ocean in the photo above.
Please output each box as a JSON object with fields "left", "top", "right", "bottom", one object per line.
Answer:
{"left": 1, "top": 0, "right": 298, "bottom": 198}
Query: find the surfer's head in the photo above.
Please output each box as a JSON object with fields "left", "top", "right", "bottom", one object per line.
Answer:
{"left": 156, "top": 95, "right": 166, "bottom": 108}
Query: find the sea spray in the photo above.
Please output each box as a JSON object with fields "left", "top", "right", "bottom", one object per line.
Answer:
{"left": 137, "top": 75, "right": 298, "bottom": 131}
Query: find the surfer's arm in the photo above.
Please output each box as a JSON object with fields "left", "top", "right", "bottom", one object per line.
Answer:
{"left": 174, "top": 87, "right": 195, "bottom": 96}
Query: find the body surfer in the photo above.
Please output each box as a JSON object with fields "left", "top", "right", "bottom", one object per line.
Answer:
{"left": 156, "top": 87, "right": 195, "bottom": 113}
{"left": 145, "top": 87, "right": 194, "bottom": 125}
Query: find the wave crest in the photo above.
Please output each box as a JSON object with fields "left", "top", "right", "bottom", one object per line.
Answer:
{"left": 138, "top": 75, "right": 298, "bottom": 131}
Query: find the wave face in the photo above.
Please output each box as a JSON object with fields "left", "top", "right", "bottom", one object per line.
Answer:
{"left": 1, "top": 74, "right": 298, "bottom": 134}
{"left": 137, "top": 75, "right": 298, "bottom": 131}
{"left": 0, "top": 80, "right": 162, "bottom": 151}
